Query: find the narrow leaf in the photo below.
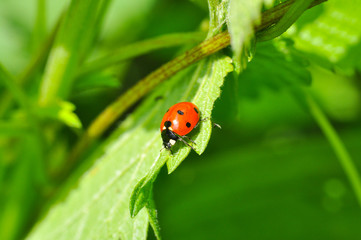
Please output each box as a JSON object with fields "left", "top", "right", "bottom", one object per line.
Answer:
{"left": 38, "top": 0, "right": 111, "bottom": 105}
{"left": 78, "top": 32, "right": 206, "bottom": 76}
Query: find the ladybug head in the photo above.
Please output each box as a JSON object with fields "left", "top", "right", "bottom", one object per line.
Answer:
{"left": 161, "top": 128, "right": 178, "bottom": 150}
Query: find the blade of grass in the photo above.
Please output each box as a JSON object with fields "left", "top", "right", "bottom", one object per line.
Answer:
{"left": 77, "top": 32, "right": 206, "bottom": 77}
{"left": 306, "top": 91, "right": 361, "bottom": 209}
{"left": 38, "top": 0, "right": 111, "bottom": 106}
{"left": 33, "top": 0, "right": 47, "bottom": 50}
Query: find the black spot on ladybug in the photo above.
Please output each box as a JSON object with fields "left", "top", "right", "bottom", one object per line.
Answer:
{"left": 194, "top": 108, "right": 198, "bottom": 114}
{"left": 164, "top": 121, "right": 172, "bottom": 128}
{"left": 177, "top": 110, "right": 184, "bottom": 115}
{"left": 186, "top": 122, "right": 191, "bottom": 128}
{"left": 166, "top": 109, "right": 169, "bottom": 113}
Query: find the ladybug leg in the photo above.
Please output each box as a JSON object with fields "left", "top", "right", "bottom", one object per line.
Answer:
{"left": 194, "top": 118, "right": 207, "bottom": 129}
{"left": 213, "top": 122, "right": 221, "bottom": 129}
{"left": 174, "top": 133, "right": 196, "bottom": 151}
{"left": 195, "top": 117, "right": 221, "bottom": 129}
{"left": 182, "top": 135, "right": 196, "bottom": 145}
{"left": 177, "top": 136, "right": 196, "bottom": 151}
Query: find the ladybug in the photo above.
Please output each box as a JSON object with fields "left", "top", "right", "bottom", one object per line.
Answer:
{"left": 160, "top": 102, "right": 200, "bottom": 151}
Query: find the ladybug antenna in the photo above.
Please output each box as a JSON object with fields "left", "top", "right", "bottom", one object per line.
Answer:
{"left": 182, "top": 135, "right": 196, "bottom": 145}
{"left": 196, "top": 117, "right": 221, "bottom": 129}
{"left": 174, "top": 134, "right": 196, "bottom": 151}
{"left": 213, "top": 122, "right": 221, "bottom": 129}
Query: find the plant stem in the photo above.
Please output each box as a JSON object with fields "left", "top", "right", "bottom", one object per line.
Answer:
{"left": 306, "top": 92, "right": 361, "bottom": 209}
{"left": 66, "top": 0, "right": 327, "bottom": 176}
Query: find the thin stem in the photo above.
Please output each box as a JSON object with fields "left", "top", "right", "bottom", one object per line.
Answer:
{"left": 65, "top": 0, "right": 327, "bottom": 176}
{"left": 306, "top": 92, "right": 361, "bottom": 209}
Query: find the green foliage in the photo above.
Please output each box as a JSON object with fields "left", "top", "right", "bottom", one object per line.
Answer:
{"left": 237, "top": 40, "right": 311, "bottom": 99}
{"left": 291, "top": 0, "right": 361, "bottom": 65}
{"left": 0, "top": 0, "right": 360, "bottom": 240}
{"left": 256, "top": 0, "right": 314, "bottom": 41}
{"left": 154, "top": 126, "right": 361, "bottom": 240}
{"left": 227, "top": 0, "right": 275, "bottom": 70}
{"left": 130, "top": 54, "right": 233, "bottom": 220}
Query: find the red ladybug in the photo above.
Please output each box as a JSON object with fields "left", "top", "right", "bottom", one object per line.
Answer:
{"left": 160, "top": 102, "right": 200, "bottom": 151}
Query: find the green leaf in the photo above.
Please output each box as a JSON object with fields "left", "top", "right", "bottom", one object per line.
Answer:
{"left": 227, "top": 0, "right": 275, "bottom": 70}
{"left": 130, "top": 152, "right": 168, "bottom": 240}
{"left": 207, "top": 0, "right": 229, "bottom": 36}
{"left": 26, "top": 126, "right": 157, "bottom": 240}
{"left": 291, "top": 0, "right": 361, "bottom": 64}
{"left": 146, "top": 193, "right": 162, "bottom": 240}
{"left": 166, "top": 54, "right": 233, "bottom": 173}
{"left": 27, "top": 51, "right": 232, "bottom": 240}
{"left": 153, "top": 127, "right": 361, "bottom": 240}
{"left": 256, "top": 0, "right": 314, "bottom": 42}
{"left": 28, "top": 1, "right": 234, "bottom": 238}
{"left": 130, "top": 151, "right": 168, "bottom": 218}
{"left": 237, "top": 39, "right": 311, "bottom": 99}
{"left": 36, "top": 101, "right": 82, "bottom": 129}
{"left": 309, "top": 63, "right": 361, "bottom": 121}
{"left": 57, "top": 101, "right": 82, "bottom": 129}
{"left": 129, "top": 53, "right": 232, "bottom": 233}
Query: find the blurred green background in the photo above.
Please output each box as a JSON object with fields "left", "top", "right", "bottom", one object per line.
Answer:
{"left": 1, "top": 0, "right": 360, "bottom": 239}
